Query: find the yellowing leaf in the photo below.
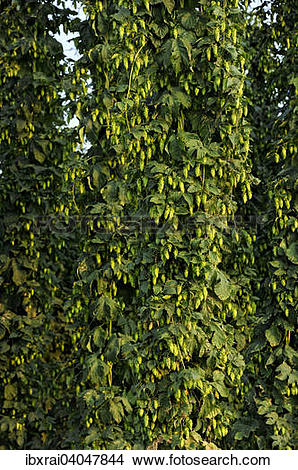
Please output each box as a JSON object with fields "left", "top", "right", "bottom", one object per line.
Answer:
{"left": 162, "top": 0, "right": 175, "bottom": 14}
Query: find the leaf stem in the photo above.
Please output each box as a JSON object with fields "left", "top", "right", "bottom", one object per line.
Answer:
{"left": 125, "top": 41, "right": 147, "bottom": 132}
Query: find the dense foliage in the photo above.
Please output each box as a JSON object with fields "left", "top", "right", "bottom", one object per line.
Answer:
{"left": 0, "top": 0, "right": 80, "bottom": 448}
{"left": 234, "top": 0, "right": 298, "bottom": 449}
{"left": 0, "top": 0, "right": 296, "bottom": 450}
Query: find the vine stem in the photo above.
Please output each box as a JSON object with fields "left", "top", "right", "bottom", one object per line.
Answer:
{"left": 125, "top": 41, "right": 147, "bottom": 132}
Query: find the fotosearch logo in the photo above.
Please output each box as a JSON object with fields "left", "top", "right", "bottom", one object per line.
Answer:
{"left": 166, "top": 454, "right": 271, "bottom": 466}
{"left": 168, "top": 454, "right": 240, "bottom": 466}
{"left": 131, "top": 453, "right": 271, "bottom": 467}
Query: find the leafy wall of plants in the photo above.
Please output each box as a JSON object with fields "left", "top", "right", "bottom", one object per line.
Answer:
{"left": 68, "top": 0, "right": 258, "bottom": 450}
{"left": 232, "top": 0, "right": 297, "bottom": 449}
{"left": 0, "top": 0, "right": 296, "bottom": 450}
{"left": 0, "top": 0, "right": 81, "bottom": 449}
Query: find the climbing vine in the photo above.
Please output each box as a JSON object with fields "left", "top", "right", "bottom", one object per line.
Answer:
{"left": 0, "top": 0, "right": 80, "bottom": 449}
{"left": 69, "top": 0, "right": 256, "bottom": 450}
{"left": 232, "top": 0, "right": 297, "bottom": 449}
{"left": 0, "top": 0, "right": 296, "bottom": 451}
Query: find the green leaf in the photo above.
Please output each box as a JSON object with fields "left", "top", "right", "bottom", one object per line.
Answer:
{"left": 180, "top": 12, "right": 196, "bottom": 30}
{"left": 200, "top": 397, "right": 220, "bottom": 419}
{"left": 257, "top": 398, "right": 275, "bottom": 415}
{"left": 120, "top": 396, "right": 132, "bottom": 413}
{"left": 85, "top": 431, "right": 100, "bottom": 446}
{"left": 288, "top": 369, "right": 298, "bottom": 384}
{"left": 131, "top": 127, "right": 146, "bottom": 140}
{"left": 265, "top": 412, "right": 279, "bottom": 425}
{"left": 179, "top": 132, "right": 203, "bottom": 150}
{"left": 213, "top": 370, "right": 225, "bottom": 382}
{"left": 103, "top": 93, "right": 113, "bottom": 110}
{"left": 285, "top": 242, "right": 298, "bottom": 264}
{"left": 211, "top": 325, "right": 226, "bottom": 349}
{"left": 206, "top": 180, "right": 221, "bottom": 195}
{"left": 12, "top": 259, "right": 26, "bottom": 286}
{"left": 167, "top": 135, "right": 183, "bottom": 159}
{"left": 275, "top": 362, "right": 291, "bottom": 381}
{"left": 213, "top": 381, "right": 229, "bottom": 398}
{"left": 212, "top": 370, "right": 229, "bottom": 397}
{"left": 16, "top": 119, "right": 26, "bottom": 134}
{"left": 88, "top": 355, "right": 109, "bottom": 383}
{"left": 4, "top": 384, "right": 17, "bottom": 400}
{"left": 269, "top": 260, "right": 284, "bottom": 268}
{"left": 187, "top": 183, "right": 201, "bottom": 193}
{"left": 0, "top": 324, "right": 6, "bottom": 340}
{"left": 190, "top": 431, "right": 201, "bottom": 443}
{"left": 182, "top": 193, "right": 193, "bottom": 209}
{"left": 163, "top": 280, "right": 177, "bottom": 295}
{"left": 171, "top": 88, "right": 191, "bottom": 108}
{"left": 214, "top": 273, "right": 231, "bottom": 301}
{"left": 83, "top": 390, "right": 98, "bottom": 406}
{"left": 116, "top": 84, "right": 128, "bottom": 93}
{"left": 203, "top": 442, "right": 220, "bottom": 450}
{"left": 95, "top": 296, "right": 118, "bottom": 320}
{"left": 265, "top": 325, "right": 282, "bottom": 347}
{"left": 0, "top": 254, "right": 10, "bottom": 274}
{"left": 289, "top": 76, "right": 298, "bottom": 90}
{"left": 0, "top": 341, "right": 10, "bottom": 354}
{"left": 151, "top": 23, "right": 169, "bottom": 39}
{"left": 109, "top": 400, "right": 124, "bottom": 424}
{"left": 162, "top": 0, "right": 175, "bottom": 14}
{"left": 92, "top": 167, "right": 100, "bottom": 188}
{"left": 112, "top": 7, "right": 130, "bottom": 23}
{"left": 233, "top": 420, "right": 258, "bottom": 440}
{"left": 33, "top": 145, "right": 45, "bottom": 164}
{"left": 150, "top": 194, "right": 166, "bottom": 205}
{"left": 93, "top": 327, "right": 106, "bottom": 348}
{"left": 105, "top": 335, "right": 120, "bottom": 362}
